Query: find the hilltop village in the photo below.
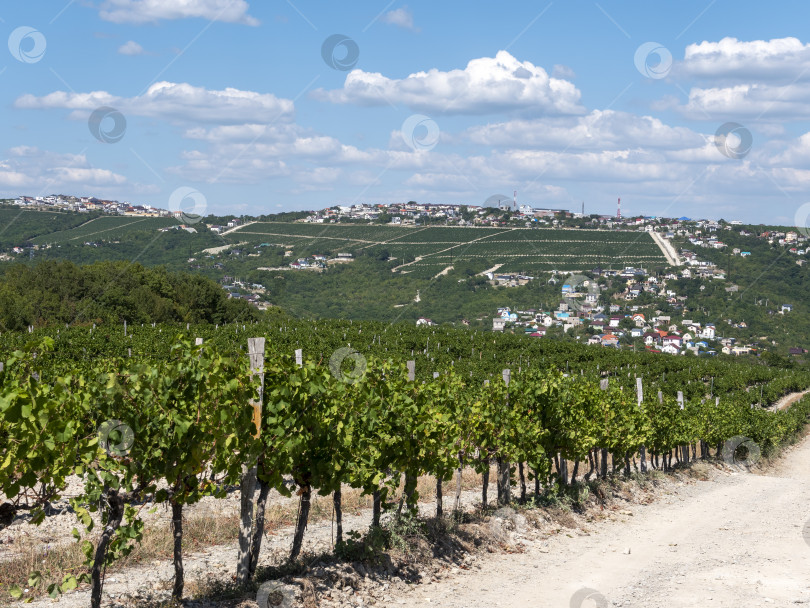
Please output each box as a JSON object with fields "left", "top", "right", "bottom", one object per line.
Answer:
{"left": 3, "top": 196, "right": 807, "bottom": 357}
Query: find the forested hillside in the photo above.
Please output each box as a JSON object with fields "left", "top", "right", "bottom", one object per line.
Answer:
{"left": 673, "top": 229, "right": 810, "bottom": 352}
{"left": 0, "top": 261, "right": 259, "bottom": 330}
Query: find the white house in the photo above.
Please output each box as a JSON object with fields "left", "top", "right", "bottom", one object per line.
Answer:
{"left": 538, "top": 313, "right": 554, "bottom": 327}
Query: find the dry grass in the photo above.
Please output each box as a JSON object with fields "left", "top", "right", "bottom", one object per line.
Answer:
{"left": 0, "top": 511, "right": 241, "bottom": 605}
{"left": 0, "top": 469, "right": 494, "bottom": 604}
{"left": 0, "top": 455, "right": 716, "bottom": 605}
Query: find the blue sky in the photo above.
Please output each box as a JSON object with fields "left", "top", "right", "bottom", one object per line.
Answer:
{"left": 3, "top": 1, "right": 810, "bottom": 224}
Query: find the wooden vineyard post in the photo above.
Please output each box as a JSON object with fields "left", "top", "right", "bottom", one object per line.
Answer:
{"left": 433, "top": 370, "right": 443, "bottom": 517}
{"left": 249, "top": 339, "right": 266, "bottom": 438}
{"left": 400, "top": 361, "right": 416, "bottom": 516}
{"left": 599, "top": 379, "right": 608, "bottom": 478}
{"left": 636, "top": 377, "right": 647, "bottom": 473}
{"left": 248, "top": 341, "right": 271, "bottom": 575}
{"left": 675, "top": 391, "right": 687, "bottom": 466}
{"left": 436, "top": 473, "right": 443, "bottom": 518}
{"left": 236, "top": 337, "right": 265, "bottom": 585}
{"left": 497, "top": 369, "right": 511, "bottom": 506}
{"left": 453, "top": 452, "right": 463, "bottom": 512}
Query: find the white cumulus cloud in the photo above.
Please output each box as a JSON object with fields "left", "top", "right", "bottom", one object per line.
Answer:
{"left": 313, "top": 50, "right": 584, "bottom": 116}
{"left": 678, "top": 37, "right": 810, "bottom": 82}
{"left": 0, "top": 148, "right": 128, "bottom": 193}
{"left": 671, "top": 37, "right": 810, "bottom": 121}
{"left": 677, "top": 82, "right": 810, "bottom": 120}
{"left": 381, "top": 7, "right": 416, "bottom": 30}
{"left": 99, "top": 0, "right": 258, "bottom": 25}
{"left": 15, "top": 82, "right": 294, "bottom": 125}
{"left": 117, "top": 40, "right": 145, "bottom": 55}
{"left": 465, "top": 110, "right": 704, "bottom": 151}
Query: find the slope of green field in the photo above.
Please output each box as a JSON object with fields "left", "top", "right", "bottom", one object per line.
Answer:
{"left": 0, "top": 208, "right": 97, "bottom": 249}
{"left": 226, "top": 222, "right": 667, "bottom": 272}
{"left": 30, "top": 216, "right": 178, "bottom": 244}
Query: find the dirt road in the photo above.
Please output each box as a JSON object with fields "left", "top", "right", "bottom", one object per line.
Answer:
{"left": 650, "top": 231, "right": 681, "bottom": 266}
{"left": 772, "top": 388, "right": 810, "bottom": 411}
{"left": 17, "top": 421, "right": 810, "bottom": 607}
{"left": 393, "top": 438, "right": 810, "bottom": 608}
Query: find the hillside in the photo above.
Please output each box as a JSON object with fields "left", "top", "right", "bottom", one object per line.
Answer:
{"left": 0, "top": 261, "right": 260, "bottom": 330}
{"left": 8, "top": 208, "right": 810, "bottom": 352}
{"left": 0, "top": 208, "right": 97, "bottom": 250}
{"left": 224, "top": 222, "right": 667, "bottom": 276}
{"left": 29, "top": 215, "right": 179, "bottom": 245}
{"left": 0, "top": 209, "right": 672, "bottom": 325}
{"left": 669, "top": 228, "right": 810, "bottom": 355}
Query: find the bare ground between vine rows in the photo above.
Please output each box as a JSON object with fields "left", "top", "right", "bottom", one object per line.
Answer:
{"left": 2, "top": 447, "right": 761, "bottom": 608}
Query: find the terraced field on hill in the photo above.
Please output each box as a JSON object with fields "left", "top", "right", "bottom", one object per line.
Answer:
{"left": 0, "top": 208, "right": 94, "bottom": 248}
{"left": 226, "top": 222, "right": 668, "bottom": 275}
{"left": 30, "top": 216, "right": 177, "bottom": 244}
